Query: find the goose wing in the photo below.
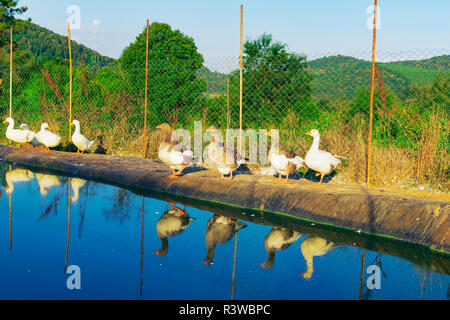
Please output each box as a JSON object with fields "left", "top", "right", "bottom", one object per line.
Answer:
{"left": 223, "top": 143, "right": 245, "bottom": 165}
{"left": 168, "top": 141, "right": 194, "bottom": 165}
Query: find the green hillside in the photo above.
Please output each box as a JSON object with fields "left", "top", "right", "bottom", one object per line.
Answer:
{"left": 193, "top": 55, "right": 450, "bottom": 99}
{"left": 308, "top": 55, "right": 449, "bottom": 99}
{"left": 391, "top": 55, "right": 449, "bottom": 71}
{"left": 382, "top": 61, "right": 447, "bottom": 85}
{"left": 14, "top": 22, "right": 115, "bottom": 69}
{"left": 196, "top": 66, "right": 227, "bottom": 93}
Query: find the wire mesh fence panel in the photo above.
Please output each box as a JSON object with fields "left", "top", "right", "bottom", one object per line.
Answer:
{"left": 0, "top": 49, "right": 448, "bottom": 187}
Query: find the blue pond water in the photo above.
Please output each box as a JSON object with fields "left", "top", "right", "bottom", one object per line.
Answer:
{"left": 0, "top": 164, "right": 448, "bottom": 300}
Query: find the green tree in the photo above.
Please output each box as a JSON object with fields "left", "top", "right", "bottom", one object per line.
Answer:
{"left": 229, "top": 33, "right": 312, "bottom": 128}
{"left": 0, "top": 0, "right": 30, "bottom": 46}
{"left": 119, "top": 22, "right": 206, "bottom": 127}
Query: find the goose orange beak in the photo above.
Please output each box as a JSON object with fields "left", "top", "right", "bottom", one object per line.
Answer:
{"left": 2, "top": 120, "right": 7, "bottom": 124}
{"left": 306, "top": 130, "right": 312, "bottom": 136}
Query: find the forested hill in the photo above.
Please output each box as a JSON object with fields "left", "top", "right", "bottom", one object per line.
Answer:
{"left": 14, "top": 22, "right": 114, "bottom": 68}
{"left": 195, "top": 54, "right": 450, "bottom": 98}
{"left": 308, "top": 54, "right": 450, "bottom": 99}
{"left": 197, "top": 67, "right": 227, "bottom": 93}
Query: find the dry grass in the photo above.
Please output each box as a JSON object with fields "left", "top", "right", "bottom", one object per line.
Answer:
{"left": 289, "top": 119, "right": 446, "bottom": 191}
{"left": 416, "top": 109, "right": 447, "bottom": 184}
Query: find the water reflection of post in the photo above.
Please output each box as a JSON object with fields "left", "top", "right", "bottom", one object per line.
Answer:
{"left": 64, "top": 178, "right": 71, "bottom": 273}
{"left": 140, "top": 197, "right": 145, "bottom": 297}
{"left": 9, "top": 187, "right": 12, "bottom": 251}
{"left": 230, "top": 233, "right": 238, "bottom": 300}
{"left": 359, "top": 248, "right": 365, "bottom": 300}
{"left": 8, "top": 165, "right": 12, "bottom": 251}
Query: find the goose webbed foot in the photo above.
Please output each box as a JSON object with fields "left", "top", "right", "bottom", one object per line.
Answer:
{"left": 173, "top": 166, "right": 187, "bottom": 177}
{"left": 168, "top": 169, "right": 179, "bottom": 179}
{"left": 318, "top": 174, "right": 324, "bottom": 185}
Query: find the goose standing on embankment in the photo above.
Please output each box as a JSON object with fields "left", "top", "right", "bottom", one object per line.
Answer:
{"left": 305, "top": 129, "right": 345, "bottom": 184}
{"left": 71, "top": 120, "right": 94, "bottom": 154}
{"left": 36, "top": 123, "right": 62, "bottom": 150}
{"left": 20, "top": 124, "right": 41, "bottom": 147}
{"left": 3, "top": 117, "right": 34, "bottom": 147}
{"left": 203, "top": 126, "right": 245, "bottom": 180}
{"left": 154, "top": 203, "right": 194, "bottom": 256}
{"left": 156, "top": 123, "right": 195, "bottom": 178}
{"left": 260, "top": 227, "right": 302, "bottom": 269}
{"left": 267, "top": 130, "right": 305, "bottom": 183}
{"left": 203, "top": 215, "right": 247, "bottom": 265}
{"left": 299, "top": 236, "right": 336, "bottom": 279}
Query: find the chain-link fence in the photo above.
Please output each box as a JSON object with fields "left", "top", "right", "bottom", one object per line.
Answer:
{"left": 0, "top": 49, "right": 448, "bottom": 188}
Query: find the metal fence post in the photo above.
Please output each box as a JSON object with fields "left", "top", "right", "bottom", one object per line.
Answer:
{"left": 367, "top": 0, "right": 378, "bottom": 188}
{"left": 144, "top": 19, "right": 149, "bottom": 158}
{"left": 68, "top": 23, "right": 73, "bottom": 145}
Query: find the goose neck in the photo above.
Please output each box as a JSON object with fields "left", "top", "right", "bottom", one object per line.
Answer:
{"left": 269, "top": 133, "right": 280, "bottom": 154}
{"left": 163, "top": 128, "right": 172, "bottom": 143}
{"left": 73, "top": 123, "right": 81, "bottom": 135}
{"left": 6, "top": 120, "right": 14, "bottom": 132}
{"left": 310, "top": 134, "right": 320, "bottom": 151}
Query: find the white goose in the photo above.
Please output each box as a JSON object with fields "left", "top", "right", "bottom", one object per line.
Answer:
{"left": 35, "top": 173, "right": 60, "bottom": 196}
{"left": 305, "top": 129, "right": 345, "bottom": 184}
{"left": 2, "top": 169, "right": 34, "bottom": 194}
{"left": 156, "top": 123, "right": 195, "bottom": 178}
{"left": 71, "top": 120, "right": 94, "bottom": 154}
{"left": 20, "top": 124, "right": 41, "bottom": 147}
{"left": 299, "top": 236, "right": 336, "bottom": 279}
{"left": 36, "top": 123, "right": 62, "bottom": 150}
{"left": 267, "top": 130, "right": 305, "bottom": 183}
{"left": 3, "top": 117, "right": 34, "bottom": 147}
{"left": 203, "top": 126, "right": 245, "bottom": 180}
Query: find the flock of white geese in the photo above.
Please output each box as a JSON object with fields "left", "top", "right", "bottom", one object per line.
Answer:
{"left": 3, "top": 117, "right": 94, "bottom": 153}
{"left": 157, "top": 123, "right": 345, "bottom": 184}
{"left": 3, "top": 118, "right": 344, "bottom": 184}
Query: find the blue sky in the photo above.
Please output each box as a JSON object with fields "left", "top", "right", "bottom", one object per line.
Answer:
{"left": 19, "top": 0, "right": 450, "bottom": 61}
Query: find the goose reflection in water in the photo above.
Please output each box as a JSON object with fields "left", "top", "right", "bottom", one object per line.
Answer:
{"left": 2, "top": 169, "right": 34, "bottom": 194}
{"left": 154, "top": 202, "right": 195, "bottom": 256}
{"left": 203, "top": 215, "right": 247, "bottom": 265}
{"left": 70, "top": 178, "right": 86, "bottom": 202}
{"left": 299, "top": 235, "right": 337, "bottom": 279}
{"left": 35, "top": 173, "right": 60, "bottom": 196}
{"left": 260, "top": 227, "right": 302, "bottom": 269}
